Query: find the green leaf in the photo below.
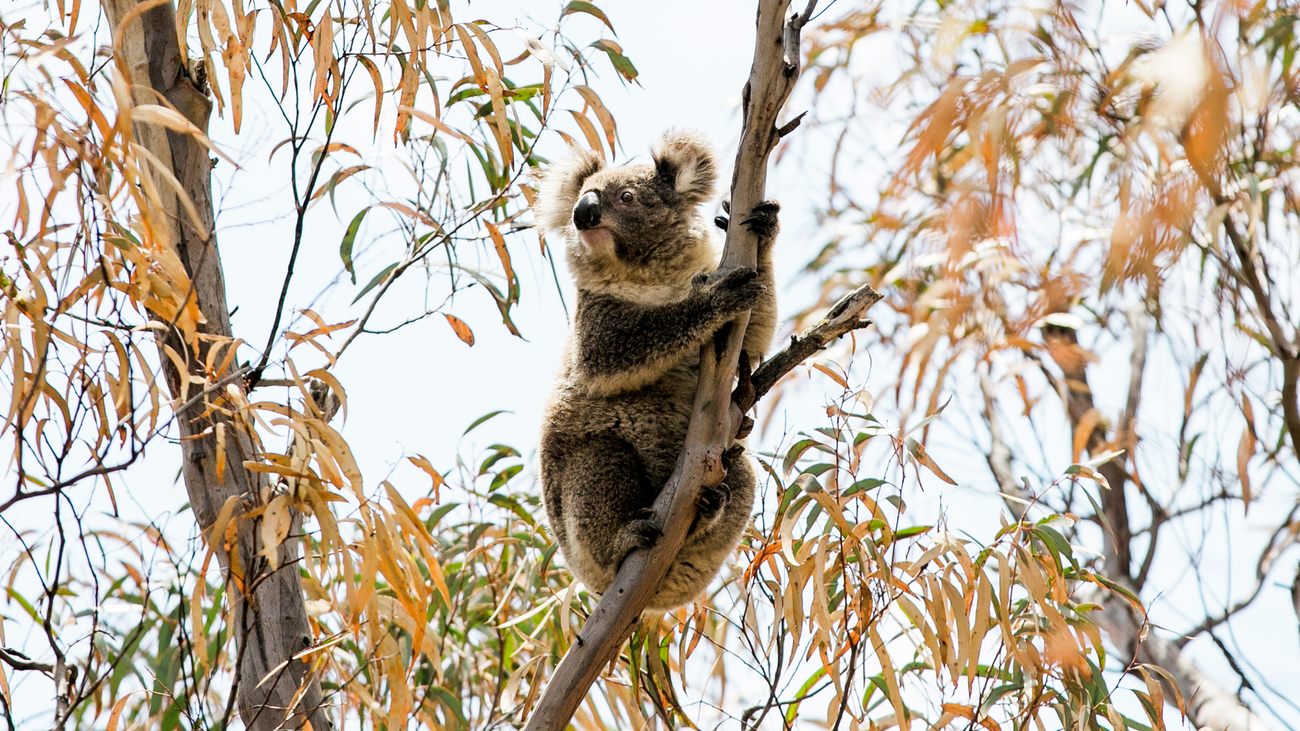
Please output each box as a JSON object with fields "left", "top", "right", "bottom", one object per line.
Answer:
{"left": 783, "top": 438, "right": 830, "bottom": 475}
{"left": 844, "top": 478, "right": 886, "bottom": 496}
{"left": 428, "top": 686, "right": 467, "bottom": 724}
{"left": 562, "top": 1, "right": 616, "bottom": 34}
{"left": 350, "top": 261, "right": 397, "bottom": 304}
{"left": 424, "top": 502, "right": 460, "bottom": 531}
{"left": 339, "top": 208, "right": 367, "bottom": 284}
{"left": 464, "top": 410, "right": 509, "bottom": 436}
{"left": 894, "top": 525, "right": 932, "bottom": 540}
{"left": 488, "top": 490, "right": 532, "bottom": 523}
{"left": 590, "top": 39, "right": 638, "bottom": 84}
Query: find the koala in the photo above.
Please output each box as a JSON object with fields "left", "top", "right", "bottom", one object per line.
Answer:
{"left": 535, "top": 129, "right": 779, "bottom": 611}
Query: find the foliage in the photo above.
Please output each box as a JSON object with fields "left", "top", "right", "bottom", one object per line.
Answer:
{"left": 786, "top": 0, "right": 1300, "bottom": 727}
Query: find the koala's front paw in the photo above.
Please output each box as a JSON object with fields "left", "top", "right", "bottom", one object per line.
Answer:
{"left": 741, "top": 201, "right": 780, "bottom": 240}
{"left": 708, "top": 267, "right": 764, "bottom": 314}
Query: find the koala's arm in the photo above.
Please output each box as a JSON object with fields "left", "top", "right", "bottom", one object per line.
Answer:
{"left": 575, "top": 268, "right": 762, "bottom": 395}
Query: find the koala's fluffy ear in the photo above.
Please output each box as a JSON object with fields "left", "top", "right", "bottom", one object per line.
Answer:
{"left": 653, "top": 129, "right": 716, "bottom": 206}
{"left": 535, "top": 146, "right": 604, "bottom": 231}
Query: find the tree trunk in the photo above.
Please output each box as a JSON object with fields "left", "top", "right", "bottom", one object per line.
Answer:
{"left": 103, "top": 1, "right": 330, "bottom": 728}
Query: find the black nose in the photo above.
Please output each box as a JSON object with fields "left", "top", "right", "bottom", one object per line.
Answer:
{"left": 573, "top": 191, "right": 600, "bottom": 230}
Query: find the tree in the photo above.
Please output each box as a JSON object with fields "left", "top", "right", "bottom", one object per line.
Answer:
{"left": 0, "top": 1, "right": 1280, "bottom": 730}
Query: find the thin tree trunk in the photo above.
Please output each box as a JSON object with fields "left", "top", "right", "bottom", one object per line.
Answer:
{"left": 103, "top": 2, "right": 330, "bottom": 728}
{"left": 1038, "top": 321, "right": 1271, "bottom": 731}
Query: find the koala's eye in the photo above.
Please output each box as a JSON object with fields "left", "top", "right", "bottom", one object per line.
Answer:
{"left": 619, "top": 190, "right": 634, "bottom": 203}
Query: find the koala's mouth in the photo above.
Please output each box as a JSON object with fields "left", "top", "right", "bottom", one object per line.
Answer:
{"left": 577, "top": 227, "right": 614, "bottom": 256}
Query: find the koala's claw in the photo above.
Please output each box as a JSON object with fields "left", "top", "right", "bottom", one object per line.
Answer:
{"left": 696, "top": 482, "right": 731, "bottom": 521}
{"left": 740, "top": 201, "right": 780, "bottom": 239}
{"left": 621, "top": 517, "right": 662, "bottom": 550}
{"left": 714, "top": 215, "right": 730, "bottom": 231}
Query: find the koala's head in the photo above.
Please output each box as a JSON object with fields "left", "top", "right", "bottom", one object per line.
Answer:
{"left": 536, "top": 129, "right": 719, "bottom": 287}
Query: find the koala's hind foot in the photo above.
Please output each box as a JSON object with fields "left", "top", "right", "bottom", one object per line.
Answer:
{"left": 696, "top": 482, "right": 731, "bottom": 522}
{"left": 614, "top": 510, "right": 662, "bottom": 562}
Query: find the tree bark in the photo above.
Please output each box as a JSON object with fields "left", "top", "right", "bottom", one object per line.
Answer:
{"left": 103, "top": 2, "right": 330, "bottom": 728}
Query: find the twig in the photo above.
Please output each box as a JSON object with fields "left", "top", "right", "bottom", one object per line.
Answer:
{"left": 0, "top": 647, "right": 54, "bottom": 674}
{"left": 521, "top": 3, "right": 827, "bottom": 729}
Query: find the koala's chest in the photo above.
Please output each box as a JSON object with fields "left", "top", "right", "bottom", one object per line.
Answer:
{"left": 549, "top": 359, "right": 698, "bottom": 475}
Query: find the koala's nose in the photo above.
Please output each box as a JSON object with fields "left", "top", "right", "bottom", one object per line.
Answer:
{"left": 573, "top": 191, "right": 601, "bottom": 230}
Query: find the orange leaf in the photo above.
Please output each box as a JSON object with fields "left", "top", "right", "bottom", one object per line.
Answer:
{"left": 443, "top": 314, "right": 474, "bottom": 346}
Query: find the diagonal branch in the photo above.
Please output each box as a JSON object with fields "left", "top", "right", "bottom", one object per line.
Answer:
{"left": 521, "top": 3, "right": 836, "bottom": 729}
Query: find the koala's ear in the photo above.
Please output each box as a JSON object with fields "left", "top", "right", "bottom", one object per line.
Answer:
{"left": 535, "top": 146, "right": 604, "bottom": 231}
{"left": 653, "top": 129, "right": 716, "bottom": 205}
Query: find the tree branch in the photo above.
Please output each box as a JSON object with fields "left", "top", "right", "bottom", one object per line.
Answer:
{"left": 743, "top": 282, "right": 881, "bottom": 409}
{"left": 522, "top": 3, "right": 830, "bottom": 729}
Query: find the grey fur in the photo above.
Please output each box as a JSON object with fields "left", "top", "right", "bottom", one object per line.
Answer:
{"left": 536, "top": 129, "right": 779, "bottom": 610}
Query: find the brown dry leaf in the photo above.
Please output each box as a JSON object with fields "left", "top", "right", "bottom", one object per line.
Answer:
{"left": 310, "top": 10, "right": 334, "bottom": 102}
{"left": 380, "top": 634, "right": 411, "bottom": 727}
{"left": 1237, "top": 426, "right": 1254, "bottom": 509}
{"left": 574, "top": 85, "right": 617, "bottom": 159}
{"left": 394, "top": 55, "right": 418, "bottom": 142}
{"left": 377, "top": 200, "right": 437, "bottom": 227}
{"left": 356, "top": 55, "right": 384, "bottom": 134}
{"left": 812, "top": 361, "right": 849, "bottom": 389}
{"left": 1071, "top": 408, "right": 1101, "bottom": 462}
{"left": 906, "top": 437, "right": 958, "bottom": 485}
{"left": 942, "top": 703, "right": 1001, "bottom": 731}
{"left": 214, "top": 422, "right": 226, "bottom": 482}
{"left": 130, "top": 105, "right": 237, "bottom": 166}
{"left": 189, "top": 572, "right": 209, "bottom": 670}
{"left": 903, "top": 77, "right": 965, "bottom": 178}
{"left": 868, "top": 625, "right": 908, "bottom": 726}
{"left": 1042, "top": 625, "right": 1090, "bottom": 677}
{"left": 485, "top": 221, "right": 516, "bottom": 297}
{"left": 443, "top": 314, "right": 474, "bottom": 346}
{"left": 402, "top": 106, "right": 473, "bottom": 143}
{"left": 465, "top": 22, "right": 503, "bottom": 75}
{"left": 105, "top": 696, "right": 132, "bottom": 731}
{"left": 484, "top": 67, "right": 513, "bottom": 170}
{"left": 1185, "top": 56, "right": 1228, "bottom": 183}
{"left": 567, "top": 109, "right": 604, "bottom": 159}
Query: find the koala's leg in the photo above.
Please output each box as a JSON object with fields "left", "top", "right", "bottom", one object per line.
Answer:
{"left": 648, "top": 449, "right": 758, "bottom": 610}
{"left": 544, "top": 433, "right": 661, "bottom": 595}
{"left": 575, "top": 268, "right": 764, "bottom": 395}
